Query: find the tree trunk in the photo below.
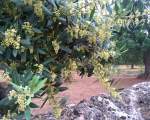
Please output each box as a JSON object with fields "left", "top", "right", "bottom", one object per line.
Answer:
{"left": 143, "top": 49, "right": 150, "bottom": 78}
{"left": 131, "top": 64, "right": 134, "bottom": 69}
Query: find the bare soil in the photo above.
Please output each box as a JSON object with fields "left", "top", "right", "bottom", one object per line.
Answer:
{"left": 32, "top": 65, "right": 147, "bottom": 115}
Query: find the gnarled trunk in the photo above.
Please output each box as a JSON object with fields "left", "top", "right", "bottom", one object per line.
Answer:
{"left": 143, "top": 49, "right": 150, "bottom": 78}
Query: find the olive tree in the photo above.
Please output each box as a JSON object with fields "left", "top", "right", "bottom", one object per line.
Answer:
{"left": 0, "top": 0, "right": 116, "bottom": 119}
{"left": 114, "top": 0, "right": 150, "bottom": 76}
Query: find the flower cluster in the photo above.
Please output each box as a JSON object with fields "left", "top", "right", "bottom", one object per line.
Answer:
{"left": 52, "top": 40, "right": 60, "bottom": 54}
{"left": 33, "top": 0, "right": 43, "bottom": 19}
{"left": 144, "top": 9, "right": 150, "bottom": 15}
{"left": 2, "top": 111, "right": 11, "bottom": 120}
{"left": 91, "top": 55, "right": 119, "bottom": 97}
{"left": 22, "top": 22, "right": 34, "bottom": 36}
{"left": 53, "top": 8, "right": 61, "bottom": 18}
{"left": 8, "top": 86, "right": 33, "bottom": 112}
{"left": 97, "top": 24, "right": 112, "bottom": 42}
{"left": 9, "top": 90, "right": 17, "bottom": 97}
{"left": 99, "top": 51, "right": 110, "bottom": 61}
{"left": 88, "top": 35, "right": 97, "bottom": 44}
{"left": 35, "top": 64, "right": 44, "bottom": 73}
{"left": 62, "top": 59, "right": 77, "bottom": 81}
{"left": 66, "top": 25, "right": 88, "bottom": 39}
{"left": 0, "top": 71, "right": 11, "bottom": 83}
{"left": 24, "top": 0, "right": 43, "bottom": 19}
{"left": 10, "top": 62, "right": 17, "bottom": 70}
{"left": 2, "top": 112, "right": 17, "bottom": 120}
{"left": 50, "top": 72, "right": 57, "bottom": 82}
{"left": 24, "top": 0, "right": 32, "bottom": 5}
{"left": 115, "top": 9, "right": 150, "bottom": 26}
{"left": 1, "top": 29, "right": 21, "bottom": 49}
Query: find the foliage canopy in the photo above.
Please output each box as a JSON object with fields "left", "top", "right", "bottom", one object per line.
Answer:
{"left": 113, "top": 0, "right": 150, "bottom": 66}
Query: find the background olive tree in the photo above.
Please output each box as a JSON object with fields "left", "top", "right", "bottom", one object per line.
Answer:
{"left": 113, "top": 0, "right": 150, "bottom": 76}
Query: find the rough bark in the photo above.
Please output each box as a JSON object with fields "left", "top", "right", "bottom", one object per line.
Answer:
{"left": 143, "top": 49, "right": 150, "bottom": 78}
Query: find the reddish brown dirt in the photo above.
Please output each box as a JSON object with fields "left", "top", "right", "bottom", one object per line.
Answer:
{"left": 32, "top": 65, "right": 146, "bottom": 115}
{"left": 32, "top": 74, "right": 106, "bottom": 115}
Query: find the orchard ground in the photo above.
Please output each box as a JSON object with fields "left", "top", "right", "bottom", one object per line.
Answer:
{"left": 32, "top": 65, "right": 147, "bottom": 115}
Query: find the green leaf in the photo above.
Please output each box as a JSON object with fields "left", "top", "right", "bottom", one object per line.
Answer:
{"left": 115, "top": 1, "right": 121, "bottom": 14}
{"left": 90, "top": 6, "right": 95, "bottom": 20}
{"left": 21, "top": 52, "right": 27, "bottom": 63}
{"left": 25, "top": 107, "right": 31, "bottom": 120}
{"left": 29, "top": 102, "right": 39, "bottom": 108}
{"left": 57, "top": 87, "right": 68, "bottom": 92}
{"left": 29, "top": 76, "right": 47, "bottom": 94}
{"left": 43, "top": 58, "right": 55, "bottom": 65}
{"left": 0, "top": 46, "right": 5, "bottom": 54}
{"left": 13, "top": 49, "right": 18, "bottom": 57}
{"left": 0, "top": 97, "right": 10, "bottom": 109}
{"left": 61, "top": 47, "right": 72, "bottom": 54}
{"left": 11, "top": 70, "right": 21, "bottom": 85}
{"left": 32, "top": 78, "right": 47, "bottom": 94}
{"left": 29, "top": 76, "right": 39, "bottom": 89}
{"left": 32, "top": 28, "right": 43, "bottom": 34}
{"left": 10, "top": 82, "right": 21, "bottom": 90}
{"left": 37, "top": 48, "right": 47, "bottom": 55}
{"left": 11, "top": 0, "right": 24, "bottom": 6}
{"left": 21, "top": 39, "right": 31, "bottom": 46}
{"left": 48, "top": 0, "right": 57, "bottom": 8}
{"left": 23, "top": 71, "right": 33, "bottom": 85}
{"left": 42, "top": 6, "right": 52, "bottom": 16}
